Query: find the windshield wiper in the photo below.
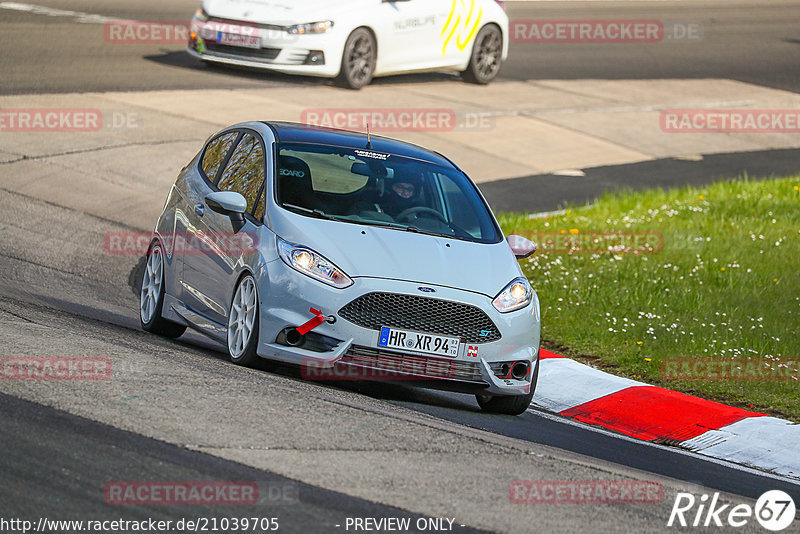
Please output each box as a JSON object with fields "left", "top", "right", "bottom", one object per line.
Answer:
{"left": 282, "top": 203, "right": 338, "bottom": 221}
{"left": 401, "top": 225, "right": 445, "bottom": 237}
{"left": 344, "top": 218, "right": 448, "bottom": 237}
{"left": 282, "top": 206, "right": 458, "bottom": 239}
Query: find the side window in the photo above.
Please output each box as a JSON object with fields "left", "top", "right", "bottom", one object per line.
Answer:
{"left": 201, "top": 132, "right": 237, "bottom": 182}
{"left": 217, "top": 133, "right": 266, "bottom": 219}
{"left": 438, "top": 173, "right": 481, "bottom": 238}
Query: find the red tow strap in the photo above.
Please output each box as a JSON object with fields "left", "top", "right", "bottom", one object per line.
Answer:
{"left": 296, "top": 308, "right": 325, "bottom": 335}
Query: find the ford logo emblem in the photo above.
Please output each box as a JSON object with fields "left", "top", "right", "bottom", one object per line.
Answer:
{"left": 417, "top": 286, "right": 436, "bottom": 293}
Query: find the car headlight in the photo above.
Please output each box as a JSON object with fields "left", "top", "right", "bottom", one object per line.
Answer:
{"left": 492, "top": 277, "right": 533, "bottom": 313}
{"left": 277, "top": 237, "right": 352, "bottom": 288}
{"left": 194, "top": 8, "right": 209, "bottom": 22}
{"left": 286, "top": 21, "right": 334, "bottom": 34}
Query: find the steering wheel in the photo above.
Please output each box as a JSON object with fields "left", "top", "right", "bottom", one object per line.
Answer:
{"left": 395, "top": 207, "right": 472, "bottom": 238}
{"left": 396, "top": 206, "right": 447, "bottom": 223}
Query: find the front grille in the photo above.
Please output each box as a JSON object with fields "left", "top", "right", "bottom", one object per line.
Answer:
{"left": 204, "top": 43, "right": 281, "bottom": 61}
{"left": 339, "top": 345, "right": 486, "bottom": 384}
{"left": 207, "top": 16, "right": 286, "bottom": 32}
{"left": 338, "top": 292, "right": 501, "bottom": 344}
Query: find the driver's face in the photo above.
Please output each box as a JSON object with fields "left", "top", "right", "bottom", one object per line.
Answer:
{"left": 392, "top": 182, "right": 416, "bottom": 199}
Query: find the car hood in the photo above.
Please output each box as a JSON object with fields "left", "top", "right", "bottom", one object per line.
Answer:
{"left": 203, "top": 0, "right": 361, "bottom": 24}
{"left": 270, "top": 213, "right": 522, "bottom": 298}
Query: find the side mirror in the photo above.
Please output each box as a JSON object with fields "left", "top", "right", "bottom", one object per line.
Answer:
{"left": 507, "top": 235, "right": 536, "bottom": 260}
{"left": 206, "top": 191, "right": 247, "bottom": 215}
{"left": 206, "top": 191, "right": 247, "bottom": 229}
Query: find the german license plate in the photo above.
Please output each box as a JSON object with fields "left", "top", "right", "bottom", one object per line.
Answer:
{"left": 217, "top": 31, "right": 260, "bottom": 48}
{"left": 378, "top": 327, "right": 460, "bottom": 358}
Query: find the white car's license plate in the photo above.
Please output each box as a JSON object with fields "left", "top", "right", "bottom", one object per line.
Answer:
{"left": 378, "top": 327, "right": 460, "bottom": 358}
{"left": 217, "top": 32, "right": 260, "bottom": 49}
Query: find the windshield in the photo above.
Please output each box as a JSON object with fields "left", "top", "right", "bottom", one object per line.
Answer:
{"left": 275, "top": 143, "right": 501, "bottom": 243}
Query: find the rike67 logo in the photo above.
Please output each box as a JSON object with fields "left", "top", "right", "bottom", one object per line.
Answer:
{"left": 668, "top": 490, "right": 796, "bottom": 531}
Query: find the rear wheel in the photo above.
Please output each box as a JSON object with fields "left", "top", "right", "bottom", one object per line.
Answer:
{"left": 337, "top": 28, "right": 376, "bottom": 90}
{"left": 461, "top": 24, "right": 503, "bottom": 85}
{"left": 140, "top": 243, "right": 186, "bottom": 338}
{"left": 227, "top": 274, "right": 260, "bottom": 367}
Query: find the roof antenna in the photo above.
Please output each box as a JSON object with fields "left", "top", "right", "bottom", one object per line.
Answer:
{"left": 365, "top": 121, "right": 372, "bottom": 149}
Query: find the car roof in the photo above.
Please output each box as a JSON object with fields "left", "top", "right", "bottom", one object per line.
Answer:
{"left": 263, "top": 121, "right": 455, "bottom": 168}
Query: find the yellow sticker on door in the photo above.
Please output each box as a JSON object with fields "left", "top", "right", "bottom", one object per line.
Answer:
{"left": 442, "top": 0, "right": 483, "bottom": 56}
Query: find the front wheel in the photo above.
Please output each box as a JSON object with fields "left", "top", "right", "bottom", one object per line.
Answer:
{"left": 227, "top": 274, "right": 260, "bottom": 367}
{"left": 140, "top": 242, "right": 186, "bottom": 338}
{"left": 476, "top": 391, "right": 534, "bottom": 415}
{"left": 476, "top": 358, "right": 539, "bottom": 415}
{"left": 337, "top": 28, "right": 376, "bottom": 90}
{"left": 461, "top": 25, "right": 503, "bottom": 85}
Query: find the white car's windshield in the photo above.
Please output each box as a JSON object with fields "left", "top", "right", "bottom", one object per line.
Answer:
{"left": 275, "top": 143, "right": 502, "bottom": 243}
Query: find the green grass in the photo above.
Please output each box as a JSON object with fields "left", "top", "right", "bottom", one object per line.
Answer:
{"left": 498, "top": 176, "right": 800, "bottom": 421}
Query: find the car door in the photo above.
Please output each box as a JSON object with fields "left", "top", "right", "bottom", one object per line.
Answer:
{"left": 439, "top": 0, "right": 487, "bottom": 66}
{"left": 181, "top": 131, "right": 267, "bottom": 327}
{"left": 376, "top": 0, "right": 454, "bottom": 71}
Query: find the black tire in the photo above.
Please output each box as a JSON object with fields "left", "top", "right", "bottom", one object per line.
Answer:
{"left": 461, "top": 24, "right": 503, "bottom": 85}
{"left": 476, "top": 357, "right": 539, "bottom": 415}
{"left": 337, "top": 28, "right": 376, "bottom": 90}
{"left": 226, "top": 274, "right": 260, "bottom": 367}
{"left": 140, "top": 243, "right": 186, "bottom": 338}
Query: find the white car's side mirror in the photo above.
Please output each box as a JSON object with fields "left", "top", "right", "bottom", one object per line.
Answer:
{"left": 506, "top": 235, "right": 537, "bottom": 259}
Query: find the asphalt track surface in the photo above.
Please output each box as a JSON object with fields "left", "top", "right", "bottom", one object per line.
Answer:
{"left": 0, "top": 392, "right": 486, "bottom": 534}
{"left": 2, "top": 0, "right": 799, "bottom": 94}
{"left": 2, "top": 0, "right": 800, "bottom": 532}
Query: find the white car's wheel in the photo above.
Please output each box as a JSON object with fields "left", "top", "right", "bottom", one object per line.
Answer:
{"left": 337, "top": 28, "right": 376, "bottom": 90}
{"left": 462, "top": 24, "right": 503, "bottom": 85}
{"left": 227, "top": 274, "right": 260, "bottom": 366}
{"left": 140, "top": 243, "right": 186, "bottom": 338}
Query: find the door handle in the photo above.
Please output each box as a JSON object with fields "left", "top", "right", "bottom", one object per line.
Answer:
{"left": 194, "top": 203, "right": 205, "bottom": 217}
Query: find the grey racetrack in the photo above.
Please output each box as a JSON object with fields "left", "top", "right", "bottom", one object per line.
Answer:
{"left": 1, "top": 1, "right": 799, "bottom": 532}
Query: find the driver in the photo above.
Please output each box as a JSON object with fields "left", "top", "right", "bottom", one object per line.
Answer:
{"left": 382, "top": 173, "right": 424, "bottom": 219}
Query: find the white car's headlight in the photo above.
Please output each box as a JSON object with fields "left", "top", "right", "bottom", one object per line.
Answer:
{"left": 194, "top": 8, "right": 209, "bottom": 22}
{"left": 492, "top": 277, "right": 533, "bottom": 313}
{"left": 277, "top": 237, "right": 352, "bottom": 288}
{"left": 287, "top": 21, "right": 334, "bottom": 34}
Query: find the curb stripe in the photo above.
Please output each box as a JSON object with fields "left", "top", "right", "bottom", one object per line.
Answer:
{"left": 539, "top": 349, "right": 564, "bottom": 359}
{"left": 534, "top": 357, "right": 645, "bottom": 413}
{"left": 559, "top": 385, "right": 763, "bottom": 441}
{"left": 532, "top": 352, "right": 798, "bottom": 478}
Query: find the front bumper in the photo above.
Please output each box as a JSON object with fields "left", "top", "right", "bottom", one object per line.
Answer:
{"left": 256, "top": 258, "right": 540, "bottom": 396}
{"left": 188, "top": 16, "right": 343, "bottom": 77}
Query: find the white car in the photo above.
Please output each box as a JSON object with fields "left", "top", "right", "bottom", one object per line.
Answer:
{"left": 188, "top": 0, "right": 509, "bottom": 89}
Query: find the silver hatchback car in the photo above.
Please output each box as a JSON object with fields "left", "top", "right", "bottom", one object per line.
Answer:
{"left": 141, "top": 122, "right": 540, "bottom": 415}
